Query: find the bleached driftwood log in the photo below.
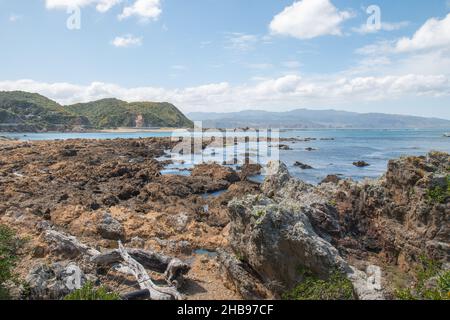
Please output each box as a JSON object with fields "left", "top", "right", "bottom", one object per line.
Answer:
{"left": 44, "top": 229, "right": 187, "bottom": 300}
{"left": 117, "top": 241, "right": 182, "bottom": 300}
{"left": 91, "top": 248, "right": 190, "bottom": 288}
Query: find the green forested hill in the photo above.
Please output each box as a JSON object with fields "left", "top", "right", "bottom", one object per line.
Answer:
{"left": 0, "top": 91, "right": 85, "bottom": 131}
{"left": 66, "top": 99, "right": 193, "bottom": 128}
{"left": 0, "top": 91, "right": 193, "bottom": 132}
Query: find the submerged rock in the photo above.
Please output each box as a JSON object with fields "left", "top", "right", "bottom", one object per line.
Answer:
{"left": 294, "top": 161, "right": 313, "bottom": 170}
{"left": 353, "top": 161, "right": 370, "bottom": 167}
{"left": 278, "top": 144, "right": 292, "bottom": 151}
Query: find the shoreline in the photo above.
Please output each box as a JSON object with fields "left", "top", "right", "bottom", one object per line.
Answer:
{"left": 0, "top": 137, "right": 448, "bottom": 300}
{"left": 1, "top": 127, "right": 450, "bottom": 135}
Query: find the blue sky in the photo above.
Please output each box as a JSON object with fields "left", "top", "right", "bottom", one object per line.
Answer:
{"left": 1, "top": 0, "right": 450, "bottom": 118}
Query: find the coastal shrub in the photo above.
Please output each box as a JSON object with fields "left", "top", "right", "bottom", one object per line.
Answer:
{"left": 64, "top": 282, "right": 120, "bottom": 300}
{"left": 395, "top": 256, "right": 450, "bottom": 300}
{"left": 0, "top": 225, "right": 21, "bottom": 300}
{"left": 426, "top": 175, "right": 450, "bottom": 204}
{"left": 283, "top": 267, "right": 354, "bottom": 300}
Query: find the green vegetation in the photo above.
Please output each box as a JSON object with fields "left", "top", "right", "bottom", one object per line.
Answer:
{"left": 395, "top": 256, "right": 450, "bottom": 300}
{"left": 0, "top": 91, "right": 193, "bottom": 131}
{"left": 64, "top": 99, "right": 193, "bottom": 129}
{"left": 426, "top": 175, "right": 450, "bottom": 204}
{"left": 253, "top": 208, "right": 266, "bottom": 219}
{"left": 0, "top": 91, "right": 81, "bottom": 131}
{"left": 64, "top": 282, "right": 120, "bottom": 300}
{"left": 283, "top": 267, "right": 354, "bottom": 300}
{"left": 0, "top": 225, "right": 22, "bottom": 300}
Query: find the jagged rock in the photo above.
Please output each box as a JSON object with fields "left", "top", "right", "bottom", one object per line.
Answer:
{"left": 97, "top": 213, "right": 125, "bottom": 241}
{"left": 117, "top": 184, "right": 140, "bottom": 201}
{"left": 239, "top": 163, "right": 262, "bottom": 180}
{"left": 191, "top": 163, "right": 240, "bottom": 183}
{"left": 217, "top": 249, "right": 273, "bottom": 300}
{"left": 261, "top": 161, "right": 292, "bottom": 196}
{"left": 168, "top": 212, "right": 190, "bottom": 232}
{"left": 320, "top": 174, "right": 341, "bottom": 184}
{"left": 25, "top": 262, "right": 86, "bottom": 300}
{"left": 278, "top": 144, "right": 292, "bottom": 150}
{"left": 60, "top": 149, "right": 77, "bottom": 157}
{"left": 130, "top": 236, "right": 145, "bottom": 248}
{"left": 336, "top": 152, "right": 450, "bottom": 267}
{"left": 294, "top": 161, "right": 313, "bottom": 170}
{"left": 36, "top": 220, "right": 52, "bottom": 232}
{"left": 228, "top": 161, "right": 390, "bottom": 299}
{"left": 102, "top": 195, "right": 120, "bottom": 207}
{"left": 32, "top": 245, "right": 47, "bottom": 258}
{"left": 353, "top": 161, "right": 370, "bottom": 167}
{"left": 227, "top": 194, "right": 350, "bottom": 294}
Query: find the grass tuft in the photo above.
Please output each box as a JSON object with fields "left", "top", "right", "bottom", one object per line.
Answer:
{"left": 283, "top": 267, "right": 354, "bottom": 300}
{"left": 64, "top": 282, "right": 120, "bottom": 300}
{"left": 395, "top": 256, "right": 450, "bottom": 300}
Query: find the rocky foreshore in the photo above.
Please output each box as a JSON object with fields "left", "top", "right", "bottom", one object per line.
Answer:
{"left": 0, "top": 138, "right": 448, "bottom": 300}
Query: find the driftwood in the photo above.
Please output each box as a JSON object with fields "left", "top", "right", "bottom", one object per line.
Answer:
{"left": 44, "top": 229, "right": 187, "bottom": 300}
{"left": 117, "top": 242, "right": 182, "bottom": 300}
{"left": 120, "top": 289, "right": 151, "bottom": 300}
{"left": 91, "top": 248, "right": 190, "bottom": 288}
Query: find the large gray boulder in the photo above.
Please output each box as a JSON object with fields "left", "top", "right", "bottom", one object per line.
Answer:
{"left": 227, "top": 194, "right": 350, "bottom": 294}
{"left": 227, "top": 160, "right": 386, "bottom": 299}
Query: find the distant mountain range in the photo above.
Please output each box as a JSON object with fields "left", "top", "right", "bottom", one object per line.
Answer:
{"left": 2, "top": 91, "right": 449, "bottom": 132}
{"left": 188, "top": 109, "right": 450, "bottom": 129}
{"left": 0, "top": 91, "right": 193, "bottom": 132}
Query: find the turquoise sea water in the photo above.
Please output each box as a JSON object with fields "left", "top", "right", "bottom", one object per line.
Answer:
{"left": 3, "top": 129, "right": 450, "bottom": 184}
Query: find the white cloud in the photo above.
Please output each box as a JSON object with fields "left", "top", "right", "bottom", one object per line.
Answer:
{"left": 118, "top": 0, "right": 161, "bottom": 21}
{"left": 396, "top": 13, "right": 450, "bottom": 52}
{"left": 225, "top": 33, "right": 259, "bottom": 51}
{"left": 353, "top": 21, "right": 409, "bottom": 34}
{"left": 1, "top": 74, "right": 448, "bottom": 113}
{"left": 269, "top": 0, "right": 353, "bottom": 39}
{"left": 357, "top": 15, "right": 450, "bottom": 54}
{"left": 45, "top": 0, "right": 121, "bottom": 12}
{"left": 111, "top": 35, "right": 143, "bottom": 47}
{"left": 96, "top": 0, "right": 122, "bottom": 12}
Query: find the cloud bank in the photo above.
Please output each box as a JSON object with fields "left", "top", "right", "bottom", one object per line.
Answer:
{"left": 1, "top": 74, "right": 448, "bottom": 113}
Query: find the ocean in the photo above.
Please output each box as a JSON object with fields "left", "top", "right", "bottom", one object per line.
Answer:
{"left": 3, "top": 129, "right": 450, "bottom": 184}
